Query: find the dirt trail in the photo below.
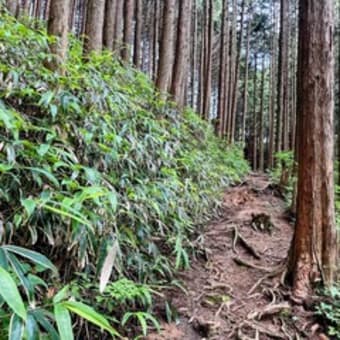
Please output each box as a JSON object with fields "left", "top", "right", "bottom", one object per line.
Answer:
{"left": 148, "top": 174, "right": 322, "bottom": 340}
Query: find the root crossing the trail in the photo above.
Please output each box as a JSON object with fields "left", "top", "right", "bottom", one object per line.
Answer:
{"left": 148, "top": 174, "right": 324, "bottom": 340}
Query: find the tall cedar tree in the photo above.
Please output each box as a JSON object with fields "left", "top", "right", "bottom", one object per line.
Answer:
{"left": 47, "top": 0, "right": 70, "bottom": 70}
{"left": 84, "top": 0, "right": 105, "bottom": 54}
{"left": 171, "top": 0, "right": 192, "bottom": 108}
{"left": 288, "top": 0, "right": 337, "bottom": 299}
{"left": 156, "top": 0, "right": 176, "bottom": 93}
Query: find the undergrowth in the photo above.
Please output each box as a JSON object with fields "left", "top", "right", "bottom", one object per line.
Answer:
{"left": 0, "top": 14, "right": 248, "bottom": 338}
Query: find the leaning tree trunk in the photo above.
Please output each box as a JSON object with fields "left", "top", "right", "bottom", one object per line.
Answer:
{"left": 288, "top": 0, "right": 337, "bottom": 300}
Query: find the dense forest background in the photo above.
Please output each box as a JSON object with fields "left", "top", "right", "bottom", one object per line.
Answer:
{"left": 0, "top": 0, "right": 339, "bottom": 339}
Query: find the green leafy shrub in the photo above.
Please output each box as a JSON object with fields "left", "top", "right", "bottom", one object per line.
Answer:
{"left": 0, "top": 246, "right": 120, "bottom": 339}
{"left": 316, "top": 285, "right": 340, "bottom": 339}
{"left": 0, "top": 14, "right": 249, "bottom": 337}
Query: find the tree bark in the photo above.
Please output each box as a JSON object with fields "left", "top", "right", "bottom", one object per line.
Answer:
{"left": 84, "top": 0, "right": 106, "bottom": 54}
{"left": 241, "top": 18, "right": 250, "bottom": 145}
{"left": 103, "top": 0, "right": 116, "bottom": 51}
{"left": 217, "top": 0, "right": 228, "bottom": 137}
{"left": 259, "top": 56, "right": 265, "bottom": 172}
{"left": 171, "top": 0, "right": 192, "bottom": 108}
{"left": 133, "top": 0, "right": 142, "bottom": 68}
{"left": 288, "top": 0, "right": 337, "bottom": 299}
{"left": 252, "top": 54, "right": 258, "bottom": 170}
{"left": 47, "top": 0, "right": 70, "bottom": 70}
{"left": 6, "top": 0, "right": 19, "bottom": 16}
{"left": 202, "top": 0, "right": 213, "bottom": 120}
{"left": 276, "top": 0, "right": 289, "bottom": 153}
{"left": 121, "top": 0, "right": 134, "bottom": 62}
{"left": 156, "top": 0, "right": 175, "bottom": 94}
{"left": 113, "top": 0, "right": 123, "bottom": 50}
{"left": 230, "top": 0, "right": 245, "bottom": 143}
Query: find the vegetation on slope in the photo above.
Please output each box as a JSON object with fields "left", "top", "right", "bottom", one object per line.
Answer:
{"left": 0, "top": 15, "right": 248, "bottom": 338}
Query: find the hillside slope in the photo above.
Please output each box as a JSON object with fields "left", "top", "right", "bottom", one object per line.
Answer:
{"left": 0, "top": 15, "right": 248, "bottom": 337}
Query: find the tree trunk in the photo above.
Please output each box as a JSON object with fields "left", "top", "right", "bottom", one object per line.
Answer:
{"left": 47, "top": 0, "right": 70, "bottom": 70}
{"left": 252, "top": 54, "right": 258, "bottom": 170}
{"left": 121, "top": 0, "right": 134, "bottom": 62}
{"left": 241, "top": 19, "right": 250, "bottom": 145}
{"left": 133, "top": 0, "right": 142, "bottom": 68}
{"left": 84, "top": 0, "right": 105, "bottom": 54}
{"left": 152, "top": 0, "right": 160, "bottom": 81}
{"left": 268, "top": 0, "right": 277, "bottom": 168}
{"left": 113, "top": 0, "right": 123, "bottom": 51}
{"left": 156, "top": 0, "right": 175, "bottom": 94}
{"left": 276, "top": 0, "right": 289, "bottom": 153}
{"left": 202, "top": 0, "right": 213, "bottom": 120}
{"left": 230, "top": 0, "right": 245, "bottom": 143}
{"left": 288, "top": 0, "right": 337, "bottom": 300}
{"left": 103, "top": 0, "right": 116, "bottom": 51}
{"left": 259, "top": 56, "right": 265, "bottom": 172}
{"left": 171, "top": 0, "right": 192, "bottom": 108}
{"left": 6, "top": 0, "right": 19, "bottom": 16}
{"left": 217, "top": 0, "right": 228, "bottom": 137}
{"left": 190, "top": 0, "right": 197, "bottom": 110}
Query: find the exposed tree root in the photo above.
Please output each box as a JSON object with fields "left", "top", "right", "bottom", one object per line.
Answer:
{"left": 237, "top": 320, "right": 286, "bottom": 339}
{"left": 247, "top": 302, "right": 291, "bottom": 320}
{"left": 233, "top": 256, "right": 272, "bottom": 272}
{"left": 232, "top": 226, "right": 262, "bottom": 259}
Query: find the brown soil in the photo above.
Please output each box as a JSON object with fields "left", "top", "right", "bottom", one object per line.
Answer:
{"left": 147, "top": 174, "right": 326, "bottom": 340}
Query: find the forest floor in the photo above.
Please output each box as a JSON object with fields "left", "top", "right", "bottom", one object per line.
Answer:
{"left": 148, "top": 174, "right": 325, "bottom": 340}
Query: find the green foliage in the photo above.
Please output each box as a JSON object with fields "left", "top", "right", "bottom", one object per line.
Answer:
{"left": 0, "top": 14, "right": 249, "bottom": 337}
{"left": 270, "top": 151, "right": 295, "bottom": 200}
{"left": 316, "top": 285, "right": 340, "bottom": 339}
{"left": 0, "top": 245, "right": 120, "bottom": 339}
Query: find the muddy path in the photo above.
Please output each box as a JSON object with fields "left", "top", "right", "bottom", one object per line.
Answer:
{"left": 148, "top": 174, "right": 323, "bottom": 340}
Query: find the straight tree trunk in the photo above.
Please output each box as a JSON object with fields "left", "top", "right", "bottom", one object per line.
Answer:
{"left": 241, "top": 19, "right": 250, "bottom": 145}
{"left": 6, "top": 0, "right": 19, "bottom": 16}
{"left": 276, "top": 0, "right": 289, "bottom": 153}
{"left": 202, "top": 0, "right": 213, "bottom": 120}
{"left": 47, "top": 0, "right": 70, "bottom": 70}
{"left": 121, "top": 0, "right": 134, "bottom": 62}
{"left": 103, "top": 0, "right": 116, "bottom": 50}
{"left": 217, "top": 0, "right": 228, "bottom": 137}
{"left": 133, "top": 0, "right": 142, "bottom": 68}
{"left": 190, "top": 0, "right": 197, "bottom": 109}
{"left": 259, "top": 56, "right": 265, "bottom": 172}
{"left": 268, "top": 0, "right": 277, "bottom": 168}
{"left": 84, "top": 0, "right": 105, "bottom": 54}
{"left": 227, "top": 0, "right": 237, "bottom": 141}
{"left": 171, "top": 0, "right": 192, "bottom": 108}
{"left": 113, "top": 0, "right": 124, "bottom": 51}
{"left": 156, "top": 0, "right": 176, "bottom": 94}
{"left": 252, "top": 54, "right": 258, "bottom": 170}
{"left": 288, "top": 0, "right": 337, "bottom": 299}
{"left": 230, "top": 0, "right": 246, "bottom": 143}
{"left": 152, "top": 0, "right": 160, "bottom": 81}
